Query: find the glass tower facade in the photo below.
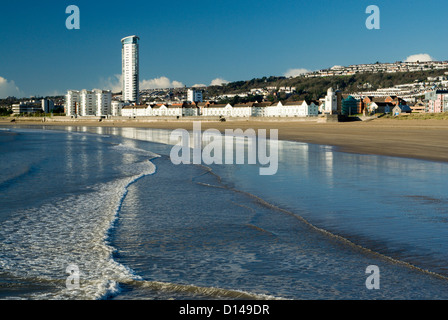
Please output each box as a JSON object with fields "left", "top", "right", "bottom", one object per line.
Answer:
{"left": 121, "top": 35, "right": 140, "bottom": 103}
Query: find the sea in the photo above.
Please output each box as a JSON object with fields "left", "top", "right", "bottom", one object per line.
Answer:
{"left": 1, "top": 124, "right": 448, "bottom": 300}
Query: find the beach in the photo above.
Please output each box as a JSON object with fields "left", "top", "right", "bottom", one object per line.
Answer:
{"left": 2, "top": 117, "right": 448, "bottom": 163}
{"left": 2, "top": 122, "right": 448, "bottom": 300}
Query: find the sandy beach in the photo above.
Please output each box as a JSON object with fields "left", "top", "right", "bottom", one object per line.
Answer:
{"left": 2, "top": 117, "right": 448, "bottom": 163}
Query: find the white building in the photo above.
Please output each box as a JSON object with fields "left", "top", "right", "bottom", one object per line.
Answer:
{"left": 121, "top": 105, "right": 151, "bottom": 117}
{"left": 121, "top": 35, "right": 140, "bottom": 103}
{"left": 95, "top": 89, "right": 112, "bottom": 116}
{"left": 119, "top": 100, "right": 319, "bottom": 118}
{"left": 42, "top": 99, "right": 55, "bottom": 113}
{"left": 111, "top": 101, "right": 124, "bottom": 116}
{"left": 323, "top": 87, "right": 338, "bottom": 114}
{"left": 232, "top": 103, "right": 253, "bottom": 117}
{"left": 182, "top": 103, "right": 199, "bottom": 116}
{"left": 65, "top": 89, "right": 112, "bottom": 116}
{"left": 202, "top": 104, "right": 232, "bottom": 117}
{"left": 66, "top": 90, "right": 80, "bottom": 116}
{"left": 187, "top": 89, "right": 203, "bottom": 103}
{"left": 280, "top": 101, "right": 319, "bottom": 117}
{"left": 80, "top": 89, "right": 96, "bottom": 116}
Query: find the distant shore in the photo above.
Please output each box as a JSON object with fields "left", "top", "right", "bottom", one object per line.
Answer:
{"left": 2, "top": 117, "right": 448, "bottom": 164}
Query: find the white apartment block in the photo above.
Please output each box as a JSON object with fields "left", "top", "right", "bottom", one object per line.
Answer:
{"left": 95, "top": 89, "right": 112, "bottom": 116}
{"left": 187, "top": 89, "right": 203, "bottom": 103}
{"left": 65, "top": 89, "right": 112, "bottom": 116}
{"left": 111, "top": 101, "right": 124, "bottom": 116}
{"left": 42, "top": 99, "right": 55, "bottom": 113}
{"left": 66, "top": 90, "right": 80, "bottom": 116}
{"left": 80, "top": 89, "right": 96, "bottom": 116}
{"left": 121, "top": 35, "right": 140, "bottom": 103}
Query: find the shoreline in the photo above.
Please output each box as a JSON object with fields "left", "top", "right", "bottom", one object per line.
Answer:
{"left": 2, "top": 117, "right": 448, "bottom": 164}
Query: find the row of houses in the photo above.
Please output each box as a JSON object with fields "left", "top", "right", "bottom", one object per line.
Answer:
{"left": 121, "top": 100, "right": 320, "bottom": 118}
{"left": 358, "top": 90, "right": 448, "bottom": 114}
{"left": 305, "top": 61, "right": 448, "bottom": 78}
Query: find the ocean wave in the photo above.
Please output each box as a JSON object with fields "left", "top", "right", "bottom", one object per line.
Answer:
{"left": 0, "top": 159, "right": 156, "bottom": 300}
{"left": 0, "top": 164, "right": 34, "bottom": 189}
{"left": 127, "top": 279, "right": 286, "bottom": 300}
{"left": 111, "top": 143, "right": 160, "bottom": 158}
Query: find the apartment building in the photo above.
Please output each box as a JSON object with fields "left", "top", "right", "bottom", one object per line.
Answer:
{"left": 65, "top": 89, "right": 112, "bottom": 116}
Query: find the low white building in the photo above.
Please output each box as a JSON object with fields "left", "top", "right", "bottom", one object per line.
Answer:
{"left": 202, "top": 104, "right": 232, "bottom": 117}
{"left": 121, "top": 105, "right": 151, "bottom": 117}
{"left": 119, "top": 100, "right": 318, "bottom": 118}
{"left": 280, "top": 101, "right": 319, "bottom": 117}
{"left": 251, "top": 102, "right": 274, "bottom": 117}
{"left": 182, "top": 103, "right": 199, "bottom": 116}
{"left": 232, "top": 103, "right": 253, "bottom": 117}
{"left": 166, "top": 103, "right": 183, "bottom": 117}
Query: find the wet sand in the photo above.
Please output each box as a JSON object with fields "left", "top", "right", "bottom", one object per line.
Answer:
{"left": 2, "top": 117, "right": 448, "bottom": 163}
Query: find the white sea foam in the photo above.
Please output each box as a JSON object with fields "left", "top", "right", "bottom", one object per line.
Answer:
{"left": 0, "top": 159, "right": 156, "bottom": 300}
{"left": 111, "top": 143, "right": 160, "bottom": 158}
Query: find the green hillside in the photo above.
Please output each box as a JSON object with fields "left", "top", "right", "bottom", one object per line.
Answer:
{"left": 205, "top": 69, "right": 448, "bottom": 103}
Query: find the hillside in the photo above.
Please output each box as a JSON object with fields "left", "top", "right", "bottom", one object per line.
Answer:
{"left": 204, "top": 69, "right": 448, "bottom": 103}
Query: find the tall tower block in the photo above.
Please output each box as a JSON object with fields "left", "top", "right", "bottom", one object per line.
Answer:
{"left": 121, "top": 35, "right": 140, "bottom": 103}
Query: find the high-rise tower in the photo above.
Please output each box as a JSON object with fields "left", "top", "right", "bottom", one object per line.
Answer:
{"left": 121, "top": 35, "right": 140, "bottom": 103}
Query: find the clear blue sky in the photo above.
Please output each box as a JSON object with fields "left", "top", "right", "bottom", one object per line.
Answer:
{"left": 0, "top": 0, "right": 447, "bottom": 98}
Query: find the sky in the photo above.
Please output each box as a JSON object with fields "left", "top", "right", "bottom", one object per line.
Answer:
{"left": 0, "top": 0, "right": 447, "bottom": 98}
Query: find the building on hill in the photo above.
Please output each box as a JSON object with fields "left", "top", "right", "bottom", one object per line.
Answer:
{"left": 187, "top": 89, "right": 203, "bottom": 103}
